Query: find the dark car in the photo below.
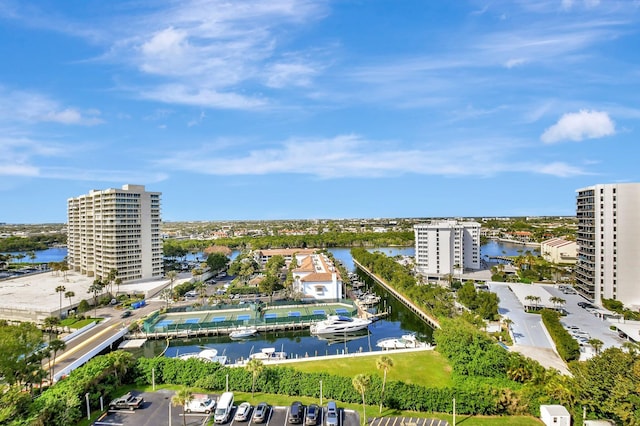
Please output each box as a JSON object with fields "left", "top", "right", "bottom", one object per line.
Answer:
{"left": 305, "top": 404, "right": 319, "bottom": 426}
{"left": 120, "top": 310, "right": 132, "bottom": 318}
{"left": 253, "top": 402, "right": 270, "bottom": 424}
{"left": 289, "top": 401, "right": 303, "bottom": 424}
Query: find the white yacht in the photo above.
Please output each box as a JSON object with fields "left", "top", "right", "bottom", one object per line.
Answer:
{"left": 176, "top": 348, "right": 227, "bottom": 364}
{"left": 229, "top": 327, "right": 258, "bottom": 339}
{"left": 310, "top": 315, "right": 372, "bottom": 335}
{"left": 376, "top": 334, "right": 429, "bottom": 350}
{"left": 249, "top": 347, "right": 287, "bottom": 361}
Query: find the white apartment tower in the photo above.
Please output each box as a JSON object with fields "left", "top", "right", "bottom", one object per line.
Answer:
{"left": 67, "top": 184, "right": 162, "bottom": 283}
{"left": 576, "top": 183, "right": 640, "bottom": 306}
{"left": 414, "top": 220, "right": 481, "bottom": 276}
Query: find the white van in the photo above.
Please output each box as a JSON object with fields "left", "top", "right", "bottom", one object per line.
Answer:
{"left": 185, "top": 396, "right": 216, "bottom": 414}
{"left": 214, "top": 392, "right": 234, "bottom": 423}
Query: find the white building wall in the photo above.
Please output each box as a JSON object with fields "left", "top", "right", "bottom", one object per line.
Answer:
{"left": 414, "top": 220, "right": 481, "bottom": 275}
{"left": 577, "top": 183, "right": 640, "bottom": 306}
{"left": 67, "top": 184, "right": 162, "bottom": 284}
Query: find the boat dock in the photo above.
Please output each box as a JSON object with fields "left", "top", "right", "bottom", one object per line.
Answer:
{"left": 352, "top": 259, "right": 440, "bottom": 329}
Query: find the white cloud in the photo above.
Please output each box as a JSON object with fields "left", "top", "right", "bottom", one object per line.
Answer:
{"left": 154, "top": 134, "right": 589, "bottom": 179}
{"left": 504, "top": 58, "right": 528, "bottom": 68}
{"left": 265, "top": 62, "right": 318, "bottom": 88}
{"left": 541, "top": 109, "right": 615, "bottom": 143}
{"left": 0, "top": 87, "right": 103, "bottom": 125}
{"left": 140, "top": 84, "right": 266, "bottom": 109}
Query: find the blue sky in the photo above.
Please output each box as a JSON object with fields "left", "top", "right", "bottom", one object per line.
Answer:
{"left": 1, "top": 0, "right": 639, "bottom": 223}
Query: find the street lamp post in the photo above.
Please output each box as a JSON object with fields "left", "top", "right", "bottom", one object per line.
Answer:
{"left": 85, "top": 393, "right": 90, "bottom": 421}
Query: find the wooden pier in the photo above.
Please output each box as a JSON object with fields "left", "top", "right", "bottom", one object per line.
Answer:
{"left": 352, "top": 259, "right": 440, "bottom": 329}
{"left": 130, "top": 321, "right": 317, "bottom": 340}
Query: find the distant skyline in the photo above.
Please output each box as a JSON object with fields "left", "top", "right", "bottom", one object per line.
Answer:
{"left": 1, "top": 1, "right": 639, "bottom": 224}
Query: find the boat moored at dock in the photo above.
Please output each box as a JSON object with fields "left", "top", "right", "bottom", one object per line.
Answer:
{"left": 310, "top": 315, "right": 371, "bottom": 335}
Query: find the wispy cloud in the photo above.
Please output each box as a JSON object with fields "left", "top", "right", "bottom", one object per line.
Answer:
{"left": 0, "top": 87, "right": 103, "bottom": 125}
{"left": 155, "top": 134, "right": 589, "bottom": 179}
{"left": 541, "top": 110, "right": 615, "bottom": 143}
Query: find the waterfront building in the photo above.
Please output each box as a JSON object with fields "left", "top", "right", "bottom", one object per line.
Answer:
{"left": 67, "top": 184, "right": 162, "bottom": 283}
{"left": 292, "top": 253, "right": 343, "bottom": 300}
{"left": 576, "top": 183, "right": 640, "bottom": 307}
{"left": 540, "top": 238, "right": 577, "bottom": 264}
{"left": 414, "top": 220, "right": 481, "bottom": 276}
{"left": 253, "top": 248, "right": 317, "bottom": 266}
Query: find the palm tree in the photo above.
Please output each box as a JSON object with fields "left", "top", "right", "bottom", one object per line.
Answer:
{"left": 55, "top": 285, "right": 66, "bottom": 318}
{"left": 160, "top": 288, "right": 173, "bottom": 310}
{"left": 172, "top": 387, "right": 194, "bottom": 426}
{"left": 47, "top": 338, "right": 66, "bottom": 384}
{"left": 87, "top": 279, "right": 104, "bottom": 318}
{"left": 167, "top": 270, "right": 178, "bottom": 297}
{"left": 109, "top": 350, "right": 134, "bottom": 385}
{"left": 352, "top": 374, "right": 371, "bottom": 426}
{"left": 246, "top": 358, "right": 265, "bottom": 397}
{"left": 549, "top": 296, "right": 566, "bottom": 311}
{"left": 195, "top": 280, "right": 207, "bottom": 306}
{"left": 588, "top": 338, "right": 604, "bottom": 356}
{"left": 64, "top": 290, "right": 75, "bottom": 313}
{"left": 376, "top": 355, "right": 394, "bottom": 414}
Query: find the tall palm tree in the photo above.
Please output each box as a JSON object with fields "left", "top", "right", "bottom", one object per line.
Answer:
{"left": 167, "top": 270, "right": 178, "bottom": 297}
{"left": 64, "top": 290, "right": 75, "bottom": 313}
{"left": 172, "top": 387, "right": 194, "bottom": 426}
{"left": 47, "top": 339, "right": 66, "bottom": 384}
{"left": 376, "top": 355, "right": 394, "bottom": 414}
{"left": 87, "top": 279, "right": 104, "bottom": 318}
{"left": 55, "top": 285, "right": 66, "bottom": 318}
{"left": 246, "top": 358, "right": 265, "bottom": 396}
{"left": 352, "top": 374, "right": 371, "bottom": 426}
{"left": 588, "top": 338, "right": 604, "bottom": 356}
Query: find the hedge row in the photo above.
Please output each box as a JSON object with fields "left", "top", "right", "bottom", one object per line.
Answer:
{"left": 540, "top": 309, "right": 580, "bottom": 361}
{"left": 134, "top": 357, "right": 505, "bottom": 415}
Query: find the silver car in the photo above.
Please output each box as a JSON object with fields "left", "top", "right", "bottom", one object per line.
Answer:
{"left": 325, "top": 401, "right": 338, "bottom": 426}
{"left": 235, "top": 402, "right": 252, "bottom": 421}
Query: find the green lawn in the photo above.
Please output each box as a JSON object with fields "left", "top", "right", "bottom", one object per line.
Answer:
{"left": 288, "top": 350, "right": 454, "bottom": 387}
{"left": 60, "top": 318, "right": 101, "bottom": 329}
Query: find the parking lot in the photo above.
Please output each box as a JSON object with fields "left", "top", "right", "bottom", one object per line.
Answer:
{"left": 489, "top": 282, "right": 626, "bottom": 360}
{"left": 94, "top": 391, "right": 360, "bottom": 426}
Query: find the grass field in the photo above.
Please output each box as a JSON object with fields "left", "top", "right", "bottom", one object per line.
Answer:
{"left": 286, "top": 350, "right": 454, "bottom": 387}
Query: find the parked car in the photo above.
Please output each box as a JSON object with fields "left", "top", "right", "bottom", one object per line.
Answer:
{"left": 305, "top": 404, "right": 319, "bottom": 426}
{"left": 325, "top": 401, "right": 339, "bottom": 426}
{"left": 109, "top": 392, "right": 144, "bottom": 411}
{"left": 289, "top": 401, "right": 303, "bottom": 424}
{"left": 235, "top": 402, "right": 252, "bottom": 421}
{"left": 253, "top": 402, "right": 270, "bottom": 424}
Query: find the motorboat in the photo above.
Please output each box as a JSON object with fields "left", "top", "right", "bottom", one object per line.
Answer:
{"left": 310, "top": 315, "right": 372, "bottom": 335}
{"left": 249, "top": 347, "right": 288, "bottom": 361}
{"left": 358, "top": 293, "right": 381, "bottom": 306}
{"left": 376, "top": 334, "right": 428, "bottom": 350}
{"left": 176, "top": 348, "right": 227, "bottom": 364}
{"left": 229, "top": 327, "right": 258, "bottom": 339}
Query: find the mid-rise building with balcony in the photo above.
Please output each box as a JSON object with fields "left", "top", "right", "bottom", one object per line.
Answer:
{"left": 414, "top": 220, "right": 481, "bottom": 276}
{"left": 67, "top": 184, "right": 162, "bottom": 283}
{"left": 575, "top": 183, "right": 640, "bottom": 306}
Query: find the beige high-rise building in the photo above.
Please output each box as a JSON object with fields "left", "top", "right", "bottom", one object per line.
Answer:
{"left": 67, "top": 184, "right": 162, "bottom": 283}
{"left": 576, "top": 183, "right": 640, "bottom": 307}
{"left": 414, "top": 220, "right": 481, "bottom": 276}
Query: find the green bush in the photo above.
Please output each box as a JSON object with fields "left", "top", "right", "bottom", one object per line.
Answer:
{"left": 540, "top": 309, "right": 580, "bottom": 361}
